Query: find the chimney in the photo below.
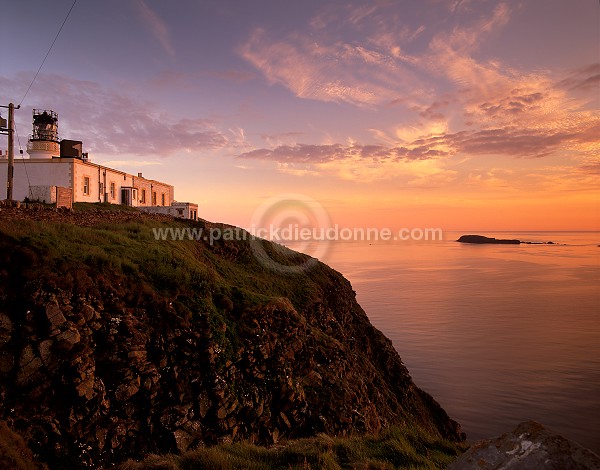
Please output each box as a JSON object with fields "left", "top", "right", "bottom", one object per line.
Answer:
{"left": 138, "top": 172, "right": 143, "bottom": 178}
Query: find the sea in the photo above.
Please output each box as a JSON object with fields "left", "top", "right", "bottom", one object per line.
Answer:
{"left": 299, "top": 231, "right": 600, "bottom": 452}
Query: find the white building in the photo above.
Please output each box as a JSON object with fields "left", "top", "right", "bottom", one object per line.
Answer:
{"left": 0, "top": 109, "right": 197, "bottom": 219}
{"left": 139, "top": 201, "right": 198, "bottom": 220}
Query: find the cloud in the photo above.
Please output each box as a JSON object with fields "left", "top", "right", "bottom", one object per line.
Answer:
{"left": 237, "top": 1, "right": 596, "bottom": 182}
{"left": 557, "top": 63, "right": 600, "bottom": 94}
{"left": 201, "top": 70, "right": 256, "bottom": 82}
{"left": 238, "top": 2, "right": 514, "bottom": 109}
{"left": 100, "top": 160, "right": 162, "bottom": 167}
{"left": 238, "top": 0, "right": 433, "bottom": 108}
{"left": 259, "top": 131, "right": 304, "bottom": 147}
{"left": 238, "top": 142, "right": 449, "bottom": 165}
{"left": 579, "top": 162, "right": 600, "bottom": 175}
{"left": 1, "top": 73, "right": 231, "bottom": 156}
{"left": 424, "top": 6, "right": 514, "bottom": 102}
{"left": 445, "top": 124, "right": 599, "bottom": 158}
{"left": 239, "top": 28, "right": 422, "bottom": 106}
{"left": 135, "top": 0, "right": 175, "bottom": 58}
{"left": 430, "top": 3, "right": 510, "bottom": 54}
{"left": 238, "top": 111, "right": 599, "bottom": 171}
{"left": 413, "top": 6, "right": 598, "bottom": 163}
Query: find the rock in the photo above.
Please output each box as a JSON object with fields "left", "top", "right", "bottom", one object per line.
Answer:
{"left": 301, "top": 370, "right": 322, "bottom": 387}
{"left": 173, "top": 429, "right": 195, "bottom": 453}
{"left": 38, "top": 339, "right": 54, "bottom": 366}
{"left": 76, "top": 377, "right": 96, "bottom": 400}
{"left": 19, "top": 344, "right": 37, "bottom": 367}
{"left": 53, "top": 325, "right": 81, "bottom": 351}
{"left": 0, "top": 350, "right": 14, "bottom": 373}
{"left": 45, "top": 301, "right": 67, "bottom": 330}
{"left": 127, "top": 350, "right": 146, "bottom": 361}
{"left": 448, "top": 421, "right": 600, "bottom": 470}
{"left": 0, "top": 313, "right": 12, "bottom": 346}
{"left": 279, "top": 411, "right": 291, "bottom": 429}
{"left": 198, "top": 392, "right": 211, "bottom": 418}
{"left": 457, "top": 234, "right": 520, "bottom": 244}
{"left": 81, "top": 304, "right": 96, "bottom": 323}
{"left": 115, "top": 376, "right": 140, "bottom": 401}
{"left": 16, "top": 357, "right": 43, "bottom": 384}
{"left": 216, "top": 406, "right": 228, "bottom": 419}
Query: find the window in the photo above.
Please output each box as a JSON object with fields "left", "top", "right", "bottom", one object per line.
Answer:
{"left": 161, "top": 193, "right": 165, "bottom": 206}
{"left": 152, "top": 191, "right": 157, "bottom": 205}
{"left": 99, "top": 182, "right": 104, "bottom": 196}
{"left": 83, "top": 177, "right": 90, "bottom": 195}
{"left": 141, "top": 189, "right": 146, "bottom": 203}
{"left": 110, "top": 182, "right": 115, "bottom": 199}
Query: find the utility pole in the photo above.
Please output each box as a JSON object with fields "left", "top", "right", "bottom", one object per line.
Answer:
{"left": 0, "top": 103, "right": 20, "bottom": 201}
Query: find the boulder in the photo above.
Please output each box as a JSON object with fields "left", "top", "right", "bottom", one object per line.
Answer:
{"left": 448, "top": 421, "right": 600, "bottom": 470}
{"left": 173, "top": 429, "right": 195, "bottom": 453}
{"left": 53, "top": 325, "right": 81, "bottom": 351}
{"left": 45, "top": 301, "right": 67, "bottom": 331}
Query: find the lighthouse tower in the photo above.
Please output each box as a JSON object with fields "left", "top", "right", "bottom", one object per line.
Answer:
{"left": 26, "top": 109, "right": 59, "bottom": 159}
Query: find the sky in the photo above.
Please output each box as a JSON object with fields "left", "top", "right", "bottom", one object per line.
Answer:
{"left": 1, "top": 0, "right": 599, "bottom": 231}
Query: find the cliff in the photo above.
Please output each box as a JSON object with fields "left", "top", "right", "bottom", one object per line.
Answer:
{"left": 0, "top": 204, "right": 463, "bottom": 468}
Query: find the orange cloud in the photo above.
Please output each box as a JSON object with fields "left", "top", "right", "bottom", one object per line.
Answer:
{"left": 238, "top": 26, "right": 426, "bottom": 106}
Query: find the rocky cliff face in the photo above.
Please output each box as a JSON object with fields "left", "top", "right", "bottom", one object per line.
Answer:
{"left": 0, "top": 206, "right": 463, "bottom": 468}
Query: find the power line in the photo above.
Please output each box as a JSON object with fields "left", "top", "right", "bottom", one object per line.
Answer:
{"left": 13, "top": 117, "right": 22, "bottom": 152}
{"left": 19, "top": 0, "right": 78, "bottom": 107}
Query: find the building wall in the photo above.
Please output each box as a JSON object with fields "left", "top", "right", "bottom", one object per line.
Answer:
{"left": 0, "top": 158, "right": 71, "bottom": 201}
{"left": 29, "top": 185, "right": 57, "bottom": 204}
{"left": 138, "top": 205, "right": 176, "bottom": 217}
{"left": 72, "top": 159, "right": 102, "bottom": 203}
{"left": 172, "top": 202, "right": 199, "bottom": 220}
{"left": 132, "top": 174, "right": 173, "bottom": 207}
{"left": 141, "top": 202, "right": 199, "bottom": 220}
{"left": 56, "top": 186, "right": 72, "bottom": 209}
{"left": 1, "top": 157, "right": 175, "bottom": 206}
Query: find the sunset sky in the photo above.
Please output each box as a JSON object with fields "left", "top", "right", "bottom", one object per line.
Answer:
{"left": 1, "top": 0, "right": 598, "bottom": 231}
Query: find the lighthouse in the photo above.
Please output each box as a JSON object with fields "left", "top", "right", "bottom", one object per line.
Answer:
{"left": 26, "top": 109, "right": 59, "bottom": 159}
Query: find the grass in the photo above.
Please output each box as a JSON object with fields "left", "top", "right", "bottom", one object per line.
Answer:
{"left": 117, "top": 426, "right": 463, "bottom": 469}
{"left": 2, "top": 203, "right": 330, "bottom": 310}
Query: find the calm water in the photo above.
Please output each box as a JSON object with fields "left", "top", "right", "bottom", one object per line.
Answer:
{"left": 308, "top": 232, "right": 600, "bottom": 452}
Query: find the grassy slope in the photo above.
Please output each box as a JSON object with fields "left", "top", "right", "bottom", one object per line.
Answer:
{"left": 118, "top": 426, "right": 461, "bottom": 470}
